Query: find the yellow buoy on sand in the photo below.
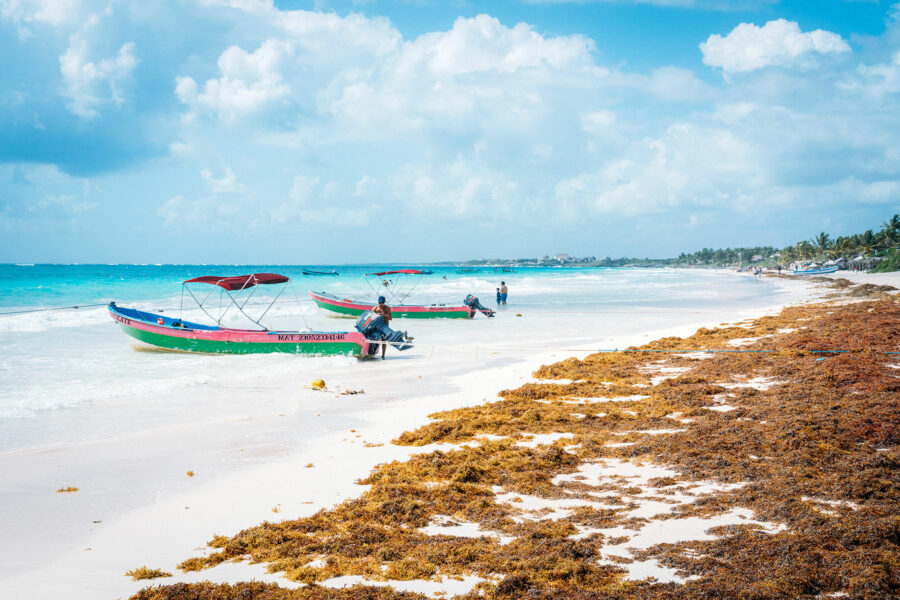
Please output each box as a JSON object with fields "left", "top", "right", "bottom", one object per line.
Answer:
{"left": 310, "top": 379, "right": 326, "bottom": 390}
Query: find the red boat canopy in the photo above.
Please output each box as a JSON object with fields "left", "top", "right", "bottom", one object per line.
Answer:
{"left": 367, "top": 269, "right": 424, "bottom": 276}
{"left": 184, "top": 273, "right": 289, "bottom": 291}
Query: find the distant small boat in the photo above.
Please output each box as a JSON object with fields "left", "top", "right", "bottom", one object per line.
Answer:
{"left": 792, "top": 265, "right": 839, "bottom": 275}
{"left": 302, "top": 269, "right": 339, "bottom": 276}
{"left": 455, "top": 267, "right": 481, "bottom": 274}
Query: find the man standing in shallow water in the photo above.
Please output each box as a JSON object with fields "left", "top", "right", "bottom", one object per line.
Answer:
{"left": 499, "top": 281, "right": 508, "bottom": 305}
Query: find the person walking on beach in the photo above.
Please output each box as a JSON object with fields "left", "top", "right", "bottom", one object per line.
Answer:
{"left": 372, "top": 295, "right": 393, "bottom": 359}
{"left": 496, "top": 287, "right": 501, "bottom": 306}
{"left": 499, "top": 282, "right": 508, "bottom": 305}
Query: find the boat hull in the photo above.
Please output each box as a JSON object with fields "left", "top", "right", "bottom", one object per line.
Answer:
{"left": 109, "top": 305, "right": 371, "bottom": 356}
{"left": 309, "top": 291, "right": 473, "bottom": 319}
{"left": 792, "top": 266, "right": 839, "bottom": 275}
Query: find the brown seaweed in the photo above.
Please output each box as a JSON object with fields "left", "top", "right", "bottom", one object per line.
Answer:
{"left": 133, "top": 297, "right": 900, "bottom": 600}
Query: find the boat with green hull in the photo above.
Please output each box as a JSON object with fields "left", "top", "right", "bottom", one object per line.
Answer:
{"left": 309, "top": 269, "right": 493, "bottom": 319}
{"left": 309, "top": 290, "right": 474, "bottom": 319}
{"left": 110, "top": 304, "right": 369, "bottom": 355}
{"left": 108, "top": 273, "right": 400, "bottom": 356}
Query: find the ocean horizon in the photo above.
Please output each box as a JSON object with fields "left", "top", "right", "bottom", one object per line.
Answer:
{"left": 1, "top": 265, "right": 789, "bottom": 425}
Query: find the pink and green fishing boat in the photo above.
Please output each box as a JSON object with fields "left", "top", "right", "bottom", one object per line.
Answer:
{"left": 109, "top": 273, "right": 386, "bottom": 356}
{"left": 310, "top": 290, "right": 475, "bottom": 319}
{"left": 309, "top": 270, "right": 494, "bottom": 319}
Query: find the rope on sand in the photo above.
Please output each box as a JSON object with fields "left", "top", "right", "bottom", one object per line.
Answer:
{"left": 0, "top": 303, "right": 110, "bottom": 316}
{"left": 0, "top": 297, "right": 319, "bottom": 317}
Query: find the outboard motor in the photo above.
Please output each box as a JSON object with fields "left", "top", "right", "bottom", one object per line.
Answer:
{"left": 464, "top": 294, "right": 495, "bottom": 318}
{"left": 355, "top": 311, "right": 413, "bottom": 353}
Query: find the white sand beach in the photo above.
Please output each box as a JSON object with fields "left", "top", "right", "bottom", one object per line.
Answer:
{"left": 0, "top": 269, "right": 876, "bottom": 599}
{"left": 812, "top": 270, "right": 900, "bottom": 288}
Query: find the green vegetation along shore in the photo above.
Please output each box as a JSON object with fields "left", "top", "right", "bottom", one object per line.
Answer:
{"left": 461, "top": 214, "right": 900, "bottom": 271}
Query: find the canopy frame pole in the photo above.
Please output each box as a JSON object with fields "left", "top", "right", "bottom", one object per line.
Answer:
{"left": 221, "top": 290, "right": 268, "bottom": 330}
{"left": 214, "top": 275, "right": 258, "bottom": 324}
{"left": 288, "top": 280, "right": 311, "bottom": 331}
{"left": 364, "top": 271, "right": 425, "bottom": 305}
{"left": 216, "top": 277, "right": 272, "bottom": 330}
{"left": 364, "top": 275, "right": 381, "bottom": 301}
{"left": 195, "top": 284, "right": 218, "bottom": 310}
{"left": 236, "top": 278, "right": 260, "bottom": 312}
{"left": 181, "top": 274, "right": 292, "bottom": 330}
{"left": 185, "top": 286, "right": 222, "bottom": 326}
{"left": 398, "top": 274, "right": 423, "bottom": 304}
{"left": 255, "top": 281, "right": 288, "bottom": 326}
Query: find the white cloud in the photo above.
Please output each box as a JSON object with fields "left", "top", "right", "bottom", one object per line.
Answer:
{"left": 158, "top": 193, "right": 247, "bottom": 230}
{"left": 175, "top": 39, "right": 292, "bottom": 122}
{"left": 0, "top": 0, "right": 87, "bottom": 32}
{"left": 268, "top": 175, "right": 373, "bottom": 226}
{"left": 273, "top": 175, "right": 322, "bottom": 222}
{"left": 354, "top": 175, "right": 374, "bottom": 196}
{"left": 555, "top": 122, "right": 764, "bottom": 215}
{"left": 522, "top": 0, "right": 768, "bottom": 8}
{"left": 711, "top": 102, "right": 759, "bottom": 124}
{"left": 201, "top": 167, "right": 242, "bottom": 194}
{"left": 850, "top": 51, "right": 900, "bottom": 97}
{"left": 8, "top": 0, "right": 900, "bottom": 255}
{"left": 59, "top": 39, "right": 138, "bottom": 119}
{"left": 407, "top": 14, "right": 594, "bottom": 77}
{"left": 634, "top": 66, "right": 713, "bottom": 100}
{"left": 316, "top": 14, "right": 599, "bottom": 142}
{"left": 701, "top": 19, "right": 850, "bottom": 74}
{"left": 3, "top": 188, "right": 98, "bottom": 224}
{"left": 159, "top": 194, "right": 187, "bottom": 228}
{"left": 276, "top": 10, "right": 400, "bottom": 64}
{"left": 287, "top": 175, "right": 318, "bottom": 205}
{"left": 581, "top": 110, "right": 617, "bottom": 135}
{"left": 831, "top": 177, "right": 900, "bottom": 204}
{"left": 390, "top": 161, "right": 520, "bottom": 220}
{"left": 192, "top": 0, "right": 273, "bottom": 12}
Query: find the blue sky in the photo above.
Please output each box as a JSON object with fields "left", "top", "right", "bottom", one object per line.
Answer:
{"left": 2, "top": 0, "right": 899, "bottom": 263}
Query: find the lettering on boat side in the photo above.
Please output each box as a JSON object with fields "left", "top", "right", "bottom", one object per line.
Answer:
{"left": 113, "top": 314, "right": 132, "bottom": 326}
{"left": 277, "top": 334, "right": 345, "bottom": 342}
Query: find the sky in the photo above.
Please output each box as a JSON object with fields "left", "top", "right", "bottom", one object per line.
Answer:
{"left": 1, "top": 0, "right": 899, "bottom": 264}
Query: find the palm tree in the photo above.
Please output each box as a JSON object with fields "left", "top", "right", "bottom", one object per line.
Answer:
{"left": 881, "top": 214, "right": 900, "bottom": 249}
{"left": 857, "top": 230, "right": 878, "bottom": 256}
{"left": 781, "top": 245, "right": 798, "bottom": 263}
{"left": 832, "top": 236, "right": 853, "bottom": 258}
{"left": 797, "top": 241, "right": 816, "bottom": 260}
{"left": 812, "top": 232, "right": 831, "bottom": 254}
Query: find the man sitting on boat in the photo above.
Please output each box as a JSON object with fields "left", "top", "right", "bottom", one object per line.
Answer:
{"left": 372, "top": 296, "right": 393, "bottom": 358}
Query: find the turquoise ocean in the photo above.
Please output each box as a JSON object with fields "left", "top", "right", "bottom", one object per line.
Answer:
{"left": 0, "top": 264, "right": 792, "bottom": 446}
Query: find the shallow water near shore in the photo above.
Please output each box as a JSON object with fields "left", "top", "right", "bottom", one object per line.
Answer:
{"left": 0, "top": 265, "right": 813, "bottom": 599}
{"left": 1, "top": 264, "right": 790, "bottom": 426}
